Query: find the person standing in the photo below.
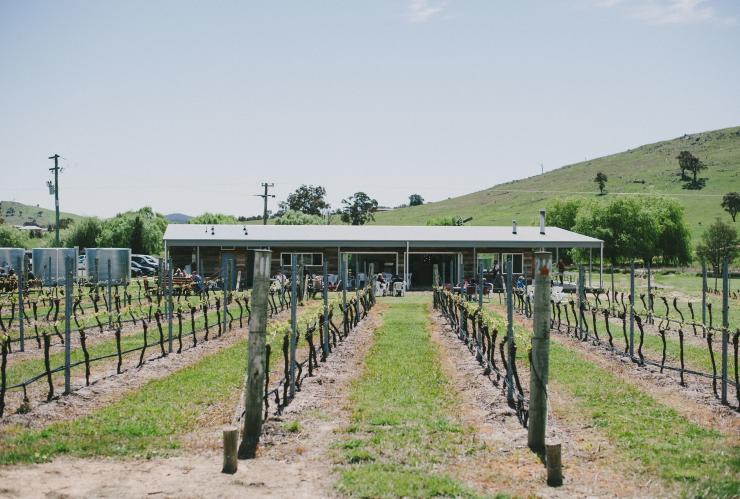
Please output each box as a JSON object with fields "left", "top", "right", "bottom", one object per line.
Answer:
{"left": 557, "top": 259, "right": 565, "bottom": 285}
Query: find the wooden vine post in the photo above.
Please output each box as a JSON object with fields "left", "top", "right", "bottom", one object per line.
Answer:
{"left": 528, "top": 250, "right": 551, "bottom": 453}
{"left": 236, "top": 249, "right": 272, "bottom": 461}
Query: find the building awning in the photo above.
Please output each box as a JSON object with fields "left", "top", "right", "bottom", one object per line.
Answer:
{"left": 163, "top": 224, "right": 602, "bottom": 249}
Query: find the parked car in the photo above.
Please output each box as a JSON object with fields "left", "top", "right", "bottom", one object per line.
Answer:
{"left": 132, "top": 254, "right": 159, "bottom": 273}
{"left": 133, "top": 254, "right": 159, "bottom": 267}
{"left": 130, "top": 261, "right": 147, "bottom": 277}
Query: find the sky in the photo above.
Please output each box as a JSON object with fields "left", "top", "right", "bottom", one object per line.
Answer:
{"left": 1, "top": 0, "right": 739, "bottom": 219}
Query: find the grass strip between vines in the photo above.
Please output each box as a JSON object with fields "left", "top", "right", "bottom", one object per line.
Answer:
{"left": 335, "top": 294, "right": 496, "bottom": 498}
{"left": 0, "top": 301, "right": 322, "bottom": 464}
{"left": 485, "top": 306, "right": 740, "bottom": 498}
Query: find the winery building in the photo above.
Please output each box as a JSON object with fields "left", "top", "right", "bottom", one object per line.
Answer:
{"left": 162, "top": 220, "right": 603, "bottom": 290}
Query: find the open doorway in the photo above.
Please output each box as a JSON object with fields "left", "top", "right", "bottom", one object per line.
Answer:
{"left": 346, "top": 252, "right": 398, "bottom": 289}
{"left": 408, "top": 253, "right": 458, "bottom": 289}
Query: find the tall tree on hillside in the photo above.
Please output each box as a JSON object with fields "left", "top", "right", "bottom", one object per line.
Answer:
{"left": 279, "top": 185, "right": 329, "bottom": 216}
{"left": 696, "top": 219, "right": 739, "bottom": 291}
{"left": 409, "top": 194, "right": 424, "bottom": 206}
{"left": 676, "top": 150, "right": 695, "bottom": 180}
{"left": 340, "top": 192, "right": 378, "bottom": 225}
{"left": 594, "top": 172, "right": 608, "bottom": 195}
{"left": 721, "top": 192, "right": 740, "bottom": 222}
{"left": 686, "top": 156, "right": 707, "bottom": 186}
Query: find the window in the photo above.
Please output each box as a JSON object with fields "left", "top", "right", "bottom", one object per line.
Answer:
{"left": 476, "top": 253, "right": 499, "bottom": 272}
{"left": 280, "top": 252, "right": 323, "bottom": 267}
{"left": 501, "top": 253, "right": 524, "bottom": 274}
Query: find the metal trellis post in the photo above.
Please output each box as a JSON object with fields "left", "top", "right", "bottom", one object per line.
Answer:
{"left": 629, "top": 262, "right": 635, "bottom": 358}
{"left": 64, "top": 256, "right": 73, "bottom": 394}
{"left": 721, "top": 256, "right": 729, "bottom": 404}
{"left": 289, "top": 254, "right": 297, "bottom": 399}
{"left": 168, "top": 257, "right": 174, "bottom": 353}
{"left": 702, "top": 261, "right": 707, "bottom": 326}
{"left": 322, "top": 258, "right": 329, "bottom": 359}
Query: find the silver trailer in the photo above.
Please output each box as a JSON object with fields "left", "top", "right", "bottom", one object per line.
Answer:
{"left": 0, "top": 248, "right": 25, "bottom": 275}
{"left": 86, "top": 248, "right": 131, "bottom": 284}
{"left": 32, "top": 248, "right": 78, "bottom": 286}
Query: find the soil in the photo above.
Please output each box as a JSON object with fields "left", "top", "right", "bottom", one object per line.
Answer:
{"left": 0, "top": 304, "right": 385, "bottom": 498}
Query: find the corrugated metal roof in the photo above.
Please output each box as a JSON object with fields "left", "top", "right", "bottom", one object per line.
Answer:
{"left": 163, "top": 224, "right": 602, "bottom": 249}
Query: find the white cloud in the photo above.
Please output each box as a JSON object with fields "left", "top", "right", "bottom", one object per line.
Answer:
{"left": 589, "top": 0, "right": 736, "bottom": 26}
{"left": 408, "top": 0, "right": 448, "bottom": 24}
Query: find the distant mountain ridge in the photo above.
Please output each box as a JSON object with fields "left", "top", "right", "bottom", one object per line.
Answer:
{"left": 165, "top": 213, "right": 192, "bottom": 224}
{"left": 0, "top": 200, "right": 84, "bottom": 228}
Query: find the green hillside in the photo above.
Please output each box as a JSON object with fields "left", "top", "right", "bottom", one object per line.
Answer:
{"left": 0, "top": 200, "right": 84, "bottom": 228}
{"left": 373, "top": 126, "right": 740, "bottom": 241}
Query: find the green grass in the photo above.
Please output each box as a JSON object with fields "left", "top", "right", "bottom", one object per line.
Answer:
{"left": 373, "top": 126, "right": 740, "bottom": 241}
{"left": 0, "top": 303, "right": 320, "bottom": 463}
{"left": 587, "top": 269, "right": 740, "bottom": 330}
{"left": 486, "top": 306, "right": 740, "bottom": 497}
{"left": 335, "top": 294, "right": 485, "bottom": 498}
{"left": 3, "top": 305, "right": 236, "bottom": 388}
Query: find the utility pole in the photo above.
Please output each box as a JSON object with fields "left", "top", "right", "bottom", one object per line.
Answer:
{"left": 255, "top": 182, "right": 275, "bottom": 225}
{"left": 48, "top": 154, "right": 61, "bottom": 246}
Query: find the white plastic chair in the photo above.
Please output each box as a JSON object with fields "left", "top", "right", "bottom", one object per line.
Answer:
{"left": 393, "top": 281, "right": 405, "bottom": 297}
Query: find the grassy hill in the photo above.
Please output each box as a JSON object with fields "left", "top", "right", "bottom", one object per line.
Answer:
{"left": 373, "top": 126, "right": 740, "bottom": 241}
{"left": 0, "top": 200, "right": 84, "bottom": 228}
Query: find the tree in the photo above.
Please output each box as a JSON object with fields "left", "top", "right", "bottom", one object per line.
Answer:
{"left": 340, "top": 192, "right": 378, "bottom": 225}
{"left": 721, "top": 192, "right": 740, "bottom": 222}
{"left": 279, "top": 185, "right": 328, "bottom": 216}
{"left": 188, "top": 212, "right": 239, "bottom": 224}
{"left": 573, "top": 197, "right": 691, "bottom": 266}
{"left": 274, "top": 210, "right": 324, "bottom": 225}
{"left": 0, "top": 225, "right": 28, "bottom": 248}
{"left": 594, "top": 172, "right": 608, "bottom": 195}
{"left": 547, "top": 199, "right": 584, "bottom": 230}
{"left": 97, "top": 207, "right": 168, "bottom": 254}
{"left": 64, "top": 217, "right": 102, "bottom": 250}
{"left": 409, "top": 194, "right": 424, "bottom": 206}
{"left": 676, "top": 150, "right": 706, "bottom": 187}
{"left": 426, "top": 216, "right": 464, "bottom": 226}
{"left": 129, "top": 216, "right": 145, "bottom": 254}
{"left": 676, "top": 150, "right": 694, "bottom": 180}
{"left": 686, "top": 157, "right": 707, "bottom": 186}
{"left": 696, "top": 219, "right": 739, "bottom": 291}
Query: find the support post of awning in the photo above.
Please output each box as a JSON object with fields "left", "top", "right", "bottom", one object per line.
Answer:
{"left": 589, "top": 248, "right": 592, "bottom": 288}
{"left": 599, "top": 243, "right": 604, "bottom": 289}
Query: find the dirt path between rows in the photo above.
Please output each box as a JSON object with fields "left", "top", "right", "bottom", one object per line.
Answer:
{"left": 429, "top": 305, "right": 673, "bottom": 497}
{"left": 0, "top": 305, "right": 385, "bottom": 498}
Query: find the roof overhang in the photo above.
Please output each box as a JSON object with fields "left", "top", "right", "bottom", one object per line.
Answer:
{"left": 163, "top": 225, "right": 603, "bottom": 250}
